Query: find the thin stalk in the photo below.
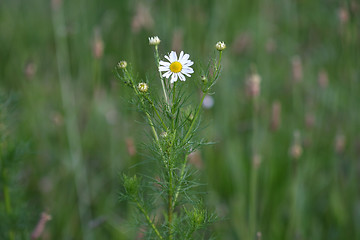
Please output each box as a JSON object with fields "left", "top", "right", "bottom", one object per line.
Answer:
{"left": 168, "top": 163, "right": 174, "bottom": 240}
{"left": 216, "top": 51, "right": 223, "bottom": 73}
{"left": 172, "top": 154, "right": 188, "bottom": 209}
{"left": 171, "top": 82, "right": 177, "bottom": 130}
{"left": 154, "top": 45, "right": 169, "bottom": 105}
{"left": 144, "top": 95, "right": 168, "bottom": 131}
{"left": 135, "top": 200, "right": 164, "bottom": 240}
{"left": 51, "top": 3, "right": 92, "bottom": 239}
{"left": 249, "top": 96, "right": 259, "bottom": 240}
{"left": 172, "top": 93, "right": 207, "bottom": 210}
{"left": 1, "top": 147, "right": 15, "bottom": 240}
{"left": 182, "top": 93, "right": 207, "bottom": 145}
{"left": 123, "top": 69, "right": 161, "bottom": 145}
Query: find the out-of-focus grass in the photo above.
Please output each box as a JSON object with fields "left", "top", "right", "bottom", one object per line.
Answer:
{"left": 0, "top": 0, "right": 359, "bottom": 239}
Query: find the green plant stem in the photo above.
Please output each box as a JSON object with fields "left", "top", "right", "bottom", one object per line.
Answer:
{"left": 249, "top": 164, "right": 258, "bottom": 240}
{"left": 135, "top": 200, "right": 164, "bottom": 240}
{"left": 182, "top": 93, "right": 207, "bottom": 145}
{"left": 51, "top": 3, "right": 92, "bottom": 239}
{"left": 172, "top": 154, "right": 187, "bottom": 209}
{"left": 154, "top": 45, "right": 169, "bottom": 106}
{"left": 249, "top": 96, "right": 259, "bottom": 240}
{"left": 168, "top": 80, "right": 176, "bottom": 239}
{"left": 168, "top": 164, "right": 174, "bottom": 240}
{"left": 123, "top": 69, "right": 162, "bottom": 145}
{"left": 1, "top": 148, "right": 15, "bottom": 240}
{"left": 171, "top": 92, "right": 207, "bottom": 210}
{"left": 217, "top": 51, "right": 223, "bottom": 73}
{"left": 144, "top": 95, "right": 168, "bottom": 131}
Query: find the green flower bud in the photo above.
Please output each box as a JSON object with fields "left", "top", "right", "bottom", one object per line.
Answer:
{"left": 215, "top": 41, "right": 226, "bottom": 51}
{"left": 137, "top": 82, "right": 149, "bottom": 93}
{"left": 123, "top": 174, "right": 140, "bottom": 196}
{"left": 117, "top": 60, "right": 127, "bottom": 69}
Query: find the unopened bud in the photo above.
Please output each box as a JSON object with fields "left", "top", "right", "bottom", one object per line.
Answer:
{"left": 215, "top": 41, "right": 226, "bottom": 51}
{"left": 200, "top": 75, "right": 207, "bottom": 84}
{"left": 160, "top": 132, "right": 168, "bottom": 138}
{"left": 148, "top": 36, "right": 161, "bottom": 46}
{"left": 117, "top": 61, "right": 127, "bottom": 69}
{"left": 137, "top": 82, "right": 149, "bottom": 93}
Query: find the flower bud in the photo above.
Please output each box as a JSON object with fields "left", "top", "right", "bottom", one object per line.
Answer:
{"left": 148, "top": 36, "right": 161, "bottom": 46}
{"left": 200, "top": 75, "right": 207, "bottom": 84}
{"left": 215, "top": 41, "right": 226, "bottom": 51}
{"left": 160, "top": 131, "right": 168, "bottom": 138}
{"left": 117, "top": 60, "right": 127, "bottom": 69}
{"left": 123, "top": 174, "right": 140, "bottom": 196}
{"left": 137, "top": 82, "right": 149, "bottom": 93}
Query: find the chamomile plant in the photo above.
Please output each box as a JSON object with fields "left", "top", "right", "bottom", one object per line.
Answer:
{"left": 115, "top": 37, "right": 226, "bottom": 240}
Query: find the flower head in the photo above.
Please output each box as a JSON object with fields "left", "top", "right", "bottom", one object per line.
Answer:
{"left": 149, "top": 36, "right": 161, "bottom": 46}
{"left": 215, "top": 41, "right": 226, "bottom": 51}
{"left": 118, "top": 60, "right": 127, "bottom": 69}
{"left": 159, "top": 51, "right": 194, "bottom": 83}
{"left": 137, "top": 82, "right": 149, "bottom": 93}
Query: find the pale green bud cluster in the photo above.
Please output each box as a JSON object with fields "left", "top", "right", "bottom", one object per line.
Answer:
{"left": 123, "top": 174, "right": 140, "bottom": 197}
{"left": 215, "top": 41, "right": 226, "bottom": 51}
{"left": 148, "top": 36, "right": 161, "bottom": 46}
{"left": 137, "top": 82, "right": 149, "bottom": 93}
{"left": 117, "top": 60, "right": 127, "bottom": 69}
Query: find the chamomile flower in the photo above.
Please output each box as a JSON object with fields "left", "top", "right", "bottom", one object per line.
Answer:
{"left": 159, "top": 51, "right": 194, "bottom": 83}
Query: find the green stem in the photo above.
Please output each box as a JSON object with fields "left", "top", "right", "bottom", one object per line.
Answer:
{"left": 217, "top": 51, "right": 222, "bottom": 73}
{"left": 171, "top": 82, "right": 177, "bottom": 130}
{"left": 168, "top": 165, "right": 173, "bottom": 240}
{"left": 154, "top": 45, "right": 169, "bottom": 106}
{"left": 135, "top": 200, "right": 164, "bottom": 240}
{"left": 123, "top": 69, "right": 161, "bottom": 145}
{"left": 172, "top": 89, "right": 208, "bottom": 210}
{"left": 144, "top": 95, "right": 168, "bottom": 131}
{"left": 172, "top": 154, "right": 188, "bottom": 209}
{"left": 249, "top": 96, "right": 259, "bottom": 240}
{"left": 1, "top": 148, "right": 15, "bottom": 240}
{"left": 182, "top": 93, "right": 207, "bottom": 145}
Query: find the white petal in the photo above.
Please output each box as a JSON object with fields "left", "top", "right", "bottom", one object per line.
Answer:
{"left": 183, "top": 72, "right": 191, "bottom": 77}
{"left": 183, "top": 60, "right": 194, "bottom": 67}
{"left": 178, "top": 72, "right": 186, "bottom": 81}
{"left": 159, "top": 60, "right": 170, "bottom": 66}
{"left": 159, "top": 66, "right": 169, "bottom": 72}
{"left": 169, "top": 51, "right": 177, "bottom": 62}
{"left": 179, "top": 51, "right": 184, "bottom": 61}
{"left": 182, "top": 67, "right": 194, "bottom": 74}
{"left": 163, "top": 71, "right": 172, "bottom": 78}
{"left": 165, "top": 55, "right": 171, "bottom": 62}
{"left": 170, "top": 73, "right": 178, "bottom": 83}
{"left": 182, "top": 53, "right": 190, "bottom": 61}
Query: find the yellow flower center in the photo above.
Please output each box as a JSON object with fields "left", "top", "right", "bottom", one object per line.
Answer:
{"left": 169, "top": 61, "right": 182, "bottom": 73}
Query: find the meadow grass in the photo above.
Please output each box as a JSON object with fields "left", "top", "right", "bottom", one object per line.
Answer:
{"left": 0, "top": 0, "right": 359, "bottom": 239}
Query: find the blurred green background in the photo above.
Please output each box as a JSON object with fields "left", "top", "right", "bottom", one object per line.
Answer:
{"left": 1, "top": 0, "right": 359, "bottom": 239}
